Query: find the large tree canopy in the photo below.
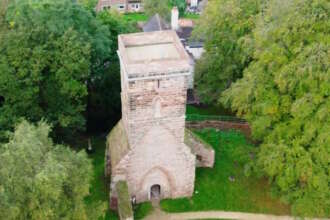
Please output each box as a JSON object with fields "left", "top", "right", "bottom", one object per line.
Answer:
{"left": 0, "top": 120, "right": 93, "bottom": 220}
{"left": 144, "top": 0, "right": 171, "bottom": 21}
{"left": 192, "top": 0, "right": 262, "bottom": 104}
{"left": 222, "top": 0, "right": 330, "bottom": 217}
{"left": 87, "top": 10, "right": 138, "bottom": 132}
{"left": 170, "top": 0, "right": 186, "bottom": 16}
{"left": 0, "top": 0, "right": 112, "bottom": 139}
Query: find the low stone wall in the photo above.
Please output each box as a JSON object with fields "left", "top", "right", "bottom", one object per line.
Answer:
{"left": 186, "top": 120, "right": 251, "bottom": 138}
{"left": 184, "top": 129, "right": 215, "bottom": 168}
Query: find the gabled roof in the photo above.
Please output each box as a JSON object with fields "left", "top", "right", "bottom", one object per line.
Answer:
{"left": 142, "top": 14, "right": 170, "bottom": 32}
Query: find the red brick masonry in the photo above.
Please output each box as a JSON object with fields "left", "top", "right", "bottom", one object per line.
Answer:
{"left": 186, "top": 120, "right": 251, "bottom": 138}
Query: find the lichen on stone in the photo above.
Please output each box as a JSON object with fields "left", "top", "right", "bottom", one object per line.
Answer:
{"left": 106, "top": 120, "right": 130, "bottom": 169}
{"left": 184, "top": 128, "right": 213, "bottom": 150}
{"left": 116, "top": 181, "right": 133, "bottom": 219}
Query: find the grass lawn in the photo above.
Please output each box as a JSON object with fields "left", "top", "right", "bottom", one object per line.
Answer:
{"left": 186, "top": 104, "right": 234, "bottom": 116}
{"left": 182, "top": 13, "right": 200, "bottom": 20}
{"left": 73, "top": 135, "right": 152, "bottom": 220}
{"left": 78, "top": 136, "right": 116, "bottom": 220}
{"left": 122, "top": 12, "right": 199, "bottom": 23}
{"left": 123, "top": 12, "right": 149, "bottom": 22}
{"left": 161, "top": 129, "right": 290, "bottom": 215}
{"left": 134, "top": 202, "right": 153, "bottom": 220}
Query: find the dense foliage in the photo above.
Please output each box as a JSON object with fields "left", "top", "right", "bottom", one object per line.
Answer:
{"left": 87, "top": 10, "right": 138, "bottom": 132}
{"left": 0, "top": 120, "right": 93, "bottom": 219}
{"left": 143, "top": 0, "right": 171, "bottom": 21}
{"left": 0, "top": 0, "right": 111, "bottom": 139}
{"left": 77, "top": 0, "right": 98, "bottom": 11}
{"left": 170, "top": 0, "right": 186, "bottom": 16}
{"left": 0, "top": 1, "right": 138, "bottom": 138}
{"left": 221, "top": 0, "right": 330, "bottom": 217}
{"left": 193, "top": 0, "right": 262, "bottom": 104}
{"left": 0, "top": 0, "right": 8, "bottom": 29}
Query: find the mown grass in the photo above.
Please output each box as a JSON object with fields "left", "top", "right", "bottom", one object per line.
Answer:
{"left": 186, "top": 104, "right": 234, "bottom": 116}
{"left": 78, "top": 136, "right": 117, "bottom": 220}
{"left": 134, "top": 202, "right": 153, "bottom": 219}
{"left": 161, "top": 129, "right": 290, "bottom": 215}
{"left": 182, "top": 13, "right": 200, "bottom": 20}
{"left": 122, "top": 12, "right": 199, "bottom": 23}
{"left": 123, "top": 12, "right": 149, "bottom": 22}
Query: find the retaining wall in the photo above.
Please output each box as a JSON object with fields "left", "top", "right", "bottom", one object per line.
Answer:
{"left": 186, "top": 120, "right": 251, "bottom": 138}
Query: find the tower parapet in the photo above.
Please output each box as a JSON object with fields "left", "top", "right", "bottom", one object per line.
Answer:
{"left": 118, "top": 31, "right": 191, "bottom": 147}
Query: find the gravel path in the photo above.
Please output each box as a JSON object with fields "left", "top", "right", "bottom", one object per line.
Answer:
{"left": 143, "top": 209, "right": 329, "bottom": 220}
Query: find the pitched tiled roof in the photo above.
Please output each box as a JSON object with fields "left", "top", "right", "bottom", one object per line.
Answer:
{"left": 142, "top": 14, "right": 170, "bottom": 32}
{"left": 176, "top": 26, "right": 193, "bottom": 40}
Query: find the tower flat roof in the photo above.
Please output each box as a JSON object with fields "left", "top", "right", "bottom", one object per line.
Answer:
{"left": 118, "top": 30, "right": 191, "bottom": 80}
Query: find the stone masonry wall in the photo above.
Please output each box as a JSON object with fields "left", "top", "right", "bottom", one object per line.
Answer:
{"left": 122, "top": 75, "right": 189, "bottom": 147}
{"left": 186, "top": 120, "right": 251, "bottom": 138}
{"left": 184, "top": 129, "right": 215, "bottom": 168}
{"left": 117, "top": 30, "right": 195, "bottom": 206}
{"left": 125, "top": 124, "right": 196, "bottom": 203}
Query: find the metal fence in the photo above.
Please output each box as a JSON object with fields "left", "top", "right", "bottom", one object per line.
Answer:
{"left": 186, "top": 114, "right": 247, "bottom": 123}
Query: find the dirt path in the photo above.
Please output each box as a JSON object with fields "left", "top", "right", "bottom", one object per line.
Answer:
{"left": 143, "top": 209, "right": 328, "bottom": 220}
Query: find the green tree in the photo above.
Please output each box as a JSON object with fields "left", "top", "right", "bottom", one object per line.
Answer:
{"left": 97, "top": 10, "right": 138, "bottom": 59}
{"left": 144, "top": 0, "right": 171, "bottom": 21}
{"left": 193, "top": 0, "right": 262, "bottom": 104}
{"left": 222, "top": 0, "right": 330, "bottom": 217}
{"left": 0, "top": 0, "right": 9, "bottom": 27}
{"left": 170, "top": 0, "right": 186, "bottom": 16}
{"left": 86, "top": 10, "right": 138, "bottom": 132}
{"left": 0, "top": 0, "right": 112, "bottom": 139}
{"left": 77, "top": 0, "right": 98, "bottom": 11}
{"left": 0, "top": 120, "right": 93, "bottom": 220}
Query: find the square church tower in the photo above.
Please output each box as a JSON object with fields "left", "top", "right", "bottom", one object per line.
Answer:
{"left": 118, "top": 30, "right": 191, "bottom": 147}
{"left": 107, "top": 31, "right": 209, "bottom": 207}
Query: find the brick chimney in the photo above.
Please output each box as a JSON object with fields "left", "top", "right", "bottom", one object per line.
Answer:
{"left": 171, "top": 7, "right": 179, "bottom": 30}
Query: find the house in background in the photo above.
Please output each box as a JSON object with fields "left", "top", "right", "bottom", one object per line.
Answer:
{"left": 96, "top": 0, "right": 207, "bottom": 13}
{"left": 186, "top": 0, "right": 208, "bottom": 13}
{"left": 186, "top": 0, "right": 199, "bottom": 7}
{"left": 96, "top": 0, "right": 143, "bottom": 13}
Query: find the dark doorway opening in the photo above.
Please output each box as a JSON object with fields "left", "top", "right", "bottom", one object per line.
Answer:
{"left": 150, "top": 184, "right": 161, "bottom": 199}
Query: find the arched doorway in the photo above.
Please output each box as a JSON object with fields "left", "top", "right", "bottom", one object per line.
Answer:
{"left": 150, "top": 184, "right": 161, "bottom": 199}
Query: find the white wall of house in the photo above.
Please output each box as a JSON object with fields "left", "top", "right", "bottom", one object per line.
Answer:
{"left": 191, "top": 0, "right": 198, "bottom": 7}
{"left": 186, "top": 46, "right": 204, "bottom": 60}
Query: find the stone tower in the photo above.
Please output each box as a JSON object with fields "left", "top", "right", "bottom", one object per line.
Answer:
{"left": 107, "top": 30, "right": 199, "bottom": 205}
{"left": 118, "top": 30, "right": 191, "bottom": 148}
